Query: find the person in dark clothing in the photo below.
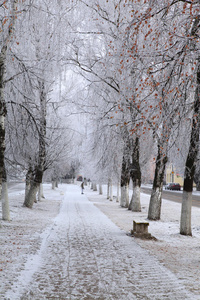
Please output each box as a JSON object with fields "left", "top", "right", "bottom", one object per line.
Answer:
{"left": 81, "top": 182, "right": 84, "bottom": 194}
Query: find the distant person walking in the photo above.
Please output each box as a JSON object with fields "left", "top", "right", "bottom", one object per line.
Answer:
{"left": 81, "top": 182, "right": 84, "bottom": 194}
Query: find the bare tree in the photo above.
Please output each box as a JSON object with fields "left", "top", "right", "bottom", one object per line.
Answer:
{"left": 0, "top": 0, "right": 23, "bottom": 220}
{"left": 180, "top": 14, "right": 200, "bottom": 235}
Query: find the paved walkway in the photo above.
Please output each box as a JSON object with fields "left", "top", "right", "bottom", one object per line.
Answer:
{"left": 6, "top": 185, "right": 196, "bottom": 299}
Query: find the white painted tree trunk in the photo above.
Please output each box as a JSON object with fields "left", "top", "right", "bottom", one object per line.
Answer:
{"left": 129, "top": 136, "right": 141, "bottom": 211}
{"left": 179, "top": 56, "right": 200, "bottom": 235}
{"left": 180, "top": 192, "right": 192, "bottom": 236}
{"left": 125, "top": 183, "right": 129, "bottom": 207}
{"left": 110, "top": 180, "right": 113, "bottom": 201}
{"left": 107, "top": 180, "right": 110, "bottom": 199}
{"left": 120, "top": 183, "right": 129, "bottom": 208}
{"left": 38, "top": 187, "right": 41, "bottom": 202}
{"left": 148, "top": 141, "right": 167, "bottom": 220}
{"left": 52, "top": 181, "right": 55, "bottom": 190}
{"left": 129, "top": 185, "right": 141, "bottom": 212}
{"left": 25, "top": 178, "right": 37, "bottom": 204}
{"left": 116, "top": 182, "right": 120, "bottom": 202}
{"left": 38, "top": 183, "right": 44, "bottom": 201}
{"left": 93, "top": 183, "right": 97, "bottom": 191}
{"left": 25, "top": 181, "right": 31, "bottom": 199}
{"left": 41, "top": 183, "right": 45, "bottom": 198}
{"left": 99, "top": 184, "right": 103, "bottom": 195}
{"left": 120, "top": 186, "right": 126, "bottom": 207}
{"left": 24, "top": 184, "right": 39, "bottom": 208}
{"left": 2, "top": 181, "right": 10, "bottom": 221}
{"left": 148, "top": 187, "right": 162, "bottom": 220}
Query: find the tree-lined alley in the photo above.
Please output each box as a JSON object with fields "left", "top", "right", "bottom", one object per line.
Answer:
{"left": 1, "top": 0, "right": 200, "bottom": 235}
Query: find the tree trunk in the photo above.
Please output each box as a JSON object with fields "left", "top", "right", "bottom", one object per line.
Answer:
{"left": 2, "top": 181, "right": 9, "bottom": 221}
{"left": 0, "top": 48, "right": 8, "bottom": 220}
{"left": 180, "top": 58, "right": 200, "bottom": 235}
{"left": 25, "top": 178, "right": 31, "bottom": 199}
{"left": 23, "top": 80, "right": 47, "bottom": 209}
{"left": 120, "top": 183, "right": 129, "bottom": 207}
{"left": 52, "top": 180, "right": 55, "bottom": 190}
{"left": 2, "top": 164, "right": 10, "bottom": 221}
{"left": 23, "top": 166, "right": 42, "bottom": 208}
{"left": 120, "top": 153, "right": 130, "bottom": 208}
{"left": 148, "top": 145, "right": 168, "bottom": 220}
{"left": 107, "top": 179, "right": 110, "bottom": 199}
{"left": 0, "top": 46, "right": 7, "bottom": 211}
{"left": 129, "top": 184, "right": 141, "bottom": 212}
{"left": 38, "top": 183, "right": 44, "bottom": 201}
{"left": 110, "top": 179, "right": 113, "bottom": 201}
{"left": 93, "top": 183, "right": 97, "bottom": 191}
{"left": 196, "top": 182, "right": 200, "bottom": 191}
{"left": 40, "top": 183, "right": 45, "bottom": 198}
{"left": 180, "top": 191, "right": 192, "bottom": 236}
{"left": 0, "top": 1, "right": 17, "bottom": 210}
{"left": 129, "top": 137, "right": 141, "bottom": 212}
{"left": 99, "top": 184, "right": 103, "bottom": 195}
{"left": 116, "top": 181, "right": 120, "bottom": 202}
{"left": 25, "top": 165, "right": 34, "bottom": 200}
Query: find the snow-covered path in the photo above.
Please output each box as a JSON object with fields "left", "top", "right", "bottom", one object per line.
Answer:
{"left": 5, "top": 185, "right": 196, "bottom": 299}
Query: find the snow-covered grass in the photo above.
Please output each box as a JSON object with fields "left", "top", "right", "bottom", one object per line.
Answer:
{"left": 0, "top": 183, "right": 62, "bottom": 298}
{"left": 0, "top": 182, "right": 200, "bottom": 298}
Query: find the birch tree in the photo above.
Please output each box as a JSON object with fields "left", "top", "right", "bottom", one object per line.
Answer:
{"left": 63, "top": 0, "right": 200, "bottom": 232}
{"left": 112, "top": 0, "right": 200, "bottom": 221}
{"left": 180, "top": 14, "right": 200, "bottom": 236}
{"left": 3, "top": 0, "right": 75, "bottom": 208}
{"left": 0, "top": 0, "right": 24, "bottom": 220}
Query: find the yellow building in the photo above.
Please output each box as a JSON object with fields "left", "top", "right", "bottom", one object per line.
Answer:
{"left": 165, "top": 164, "right": 184, "bottom": 187}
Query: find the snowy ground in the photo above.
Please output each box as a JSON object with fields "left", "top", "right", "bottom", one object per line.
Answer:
{"left": 88, "top": 184, "right": 200, "bottom": 297}
{"left": 0, "top": 182, "right": 200, "bottom": 299}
